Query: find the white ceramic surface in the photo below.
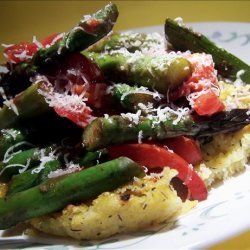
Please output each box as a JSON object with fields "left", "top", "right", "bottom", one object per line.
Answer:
{"left": 1, "top": 22, "right": 250, "bottom": 250}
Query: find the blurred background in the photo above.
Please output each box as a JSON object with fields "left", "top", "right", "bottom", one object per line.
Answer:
{"left": 1, "top": 0, "right": 250, "bottom": 60}
{"left": 0, "top": 1, "right": 250, "bottom": 248}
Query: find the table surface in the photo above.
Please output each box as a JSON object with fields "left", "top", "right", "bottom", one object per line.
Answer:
{"left": 0, "top": 1, "right": 250, "bottom": 249}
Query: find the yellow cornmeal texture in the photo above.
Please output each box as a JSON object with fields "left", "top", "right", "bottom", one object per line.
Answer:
{"left": 197, "top": 82, "right": 250, "bottom": 186}
{"left": 30, "top": 168, "right": 196, "bottom": 240}
{"left": 219, "top": 81, "right": 250, "bottom": 109}
{"left": 197, "top": 125, "right": 250, "bottom": 187}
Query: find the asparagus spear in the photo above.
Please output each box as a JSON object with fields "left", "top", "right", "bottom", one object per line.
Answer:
{"left": 0, "top": 82, "right": 51, "bottom": 129}
{"left": 83, "top": 109, "right": 250, "bottom": 150}
{"left": 0, "top": 146, "right": 55, "bottom": 182}
{"left": 7, "top": 149, "right": 108, "bottom": 195}
{"left": 111, "top": 83, "right": 158, "bottom": 112}
{"left": 77, "top": 149, "right": 108, "bottom": 167}
{"left": 0, "top": 129, "right": 26, "bottom": 161}
{"left": 0, "top": 148, "right": 39, "bottom": 182}
{"left": 32, "top": 3, "right": 119, "bottom": 67}
{"left": 165, "top": 18, "right": 250, "bottom": 83}
{"left": 86, "top": 52, "right": 192, "bottom": 93}
{"left": 7, "top": 160, "right": 60, "bottom": 196}
{"left": 83, "top": 112, "right": 196, "bottom": 150}
{"left": 0, "top": 157, "right": 144, "bottom": 229}
{"left": 87, "top": 32, "right": 165, "bottom": 53}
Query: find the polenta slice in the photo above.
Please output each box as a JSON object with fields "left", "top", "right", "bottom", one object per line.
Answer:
{"left": 30, "top": 168, "right": 196, "bottom": 240}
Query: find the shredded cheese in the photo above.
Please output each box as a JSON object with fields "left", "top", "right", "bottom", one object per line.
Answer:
{"left": 183, "top": 164, "right": 194, "bottom": 185}
{"left": 174, "top": 17, "right": 184, "bottom": 26}
{"left": 32, "top": 36, "right": 43, "bottom": 49}
{"left": 121, "top": 110, "right": 141, "bottom": 125}
{"left": 1, "top": 129, "right": 18, "bottom": 140}
{"left": 0, "top": 159, "right": 31, "bottom": 176}
{"left": 46, "top": 33, "right": 65, "bottom": 48}
{"left": 138, "top": 130, "right": 143, "bottom": 144}
{"left": 0, "top": 65, "right": 9, "bottom": 74}
{"left": 1, "top": 43, "right": 14, "bottom": 48}
{"left": 31, "top": 149, "right": 57, "bottom": 174}
{"left": 0, "top": 87, "right": 19, "bottom": 115}
{"left": 48, "top": 163, "right": 81, "bottom": 179}
{"left": 151, "top": 105, "right": 191, "bottom": 125}
{"left": 3, "top": 141, "right": 34, "bottom": 163}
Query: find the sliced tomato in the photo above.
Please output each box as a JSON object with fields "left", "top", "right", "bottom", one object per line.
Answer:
{"left": 108, "top": 143, "right": 207, "bottom": 201}
{"left": 84, "top": 18, "right": 102, "bottom": 34}
{"left": 40, "top": 33, "right": 63, "bottom": 47}
{"left": 58, "top": 53, "right": 104, "bottom": 87}
{"left": 43, "top": 53, "right": 104, "bottom": 98}
{"left": 193, "top": 91, "right": 225, "bottom": 116}
{"left": 169, "top": 53, "right": 224, "bottom": 116}
{"left": 54, "top": 104, "right": 93, "bottom": 128}
{"left": 71, "top": 83, "right": 110, "bottom": 110}
{"left": 163, "top": 136, "right": 202, "bottom": 165}
{"left": 4, "top": 42, "right": 38, "bottom": 63}
{"left": 42, "top": 53, "right": 105, "bottom": 127}
{"left": 170, "top": 53, "right": 218, "bottom": 100}
{"left": 3, "top": 33, "right": 64, "bottom": 64}
{"left": 185, "top": 53, "right": 218, "bottom": 89}
{"left": 85, "top": 83, "right": 109, "bottom": 108}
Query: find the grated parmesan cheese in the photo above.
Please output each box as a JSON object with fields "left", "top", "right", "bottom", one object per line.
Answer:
{"left": 13, "top": 50, "right": 33, "bottom": 60}
{"left": 115, "top": 84, "right": 163, "bottom": 102}
{"left": 183, "top": 164, "right": 194, "bottom": 185}
{"left": 46, "top": 33, "right": 65, "bottom": 48}
{"left": 152, "top": 105, "right": 191, "bottom": 125}
{"left": 3, "top": 141, "right": 34, "bottom": 163}
{"left": 236, "top": 69, "right": 245, "bottom": 83}
{"left": 174, "top": 17, "right": 184, "bottom": 26}
{"left": 121, "top": 110, "right": 141, "bottom": 125}
{"left": 0, "top": 159, "right": 31, "bottom": 176}
{"left": 1, "top": 43, "right": 14, "bottom": 48}
{"left": 0, "top": 65, "right": 9, "bottom": 74}
{"left": 0, "top": 87, "right": 19, "bottom": 115}
{"left": 1, "top": 129, "right": 18, "bottom": 140}
{"left": 48, "top": 163, "right": 81, "bottom": 179}
{"left": 138, "top": 130, "right": 143, "bottom": 144}
{"left": 32, "top": 36, "right": 43, "bottom": 49}
{"left": 37, "top": 83, "right": 93, "bottom": 127}
{"left": 63, "top": 153, "right": 70, "bottom": 165}
{"left": 31, "top": 149, "right": 58, "bottom": 174}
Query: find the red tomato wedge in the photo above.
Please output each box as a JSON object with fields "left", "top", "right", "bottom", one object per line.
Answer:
{"left": 4, "top": 33, "right": 63, "bottom": 64}
{"left": 85, "top": 18, "right": 102, "bottom": 34}
{"left": 169, "top": 53, "right": 224, "bottom": 116}
{"left": 4, "top": 42, "right": 38, "bottom": 63}
{"left": 41, "top": 53, "right": 104, "bottom": 127}
{"left": 170, "top": 53, "right": 218, "bottom": 100}
{"left": 40, "top": 33, "right": 63, "bottom": 47}
{"left": 164, "top": 136, "right": 203, "bottom": 165}
{"left": 108, "top": 143, "right": 207, "bottom": 201}
{"left": 85, "top": 83, "right": 109, "bottom": 108}
{"left": 185, "top": 53, "right": 218, "bottom": 90}
{"left": 193, "top": 91, "right": 225, "bottom": 116}
{"left": 54, "top": 104, "right": 93, "bottom": 128}
{"left": 56, "top": 53, "right": 104, "bottom": 87}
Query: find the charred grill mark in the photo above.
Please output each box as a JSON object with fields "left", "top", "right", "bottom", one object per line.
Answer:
{"left": 120, "top": 193, "right": 131, "bottom": 201}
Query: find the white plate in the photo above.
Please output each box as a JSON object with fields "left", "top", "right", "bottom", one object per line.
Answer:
{"left": 1, "top": 22, "right": 250, "bottom": 250}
